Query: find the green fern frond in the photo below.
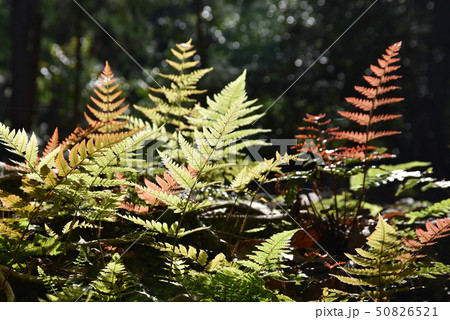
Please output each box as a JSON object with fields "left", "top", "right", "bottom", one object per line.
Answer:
{"left": 414, "top": 261, "right": 450, "bottom": 279}
{"left": 239, "top": 229, "right": 298, "bottom": 273}
{"left": 122, "top": 215, "right": 207, "bottom": 238}
{"left": 159, "top": 152, "right": 197, "bottom": 189}
{"left": 37, "top": 266, "right": 59, "bottom": 295}
{"left": 89, "top": 253, "right": 136, "bottom": 301}
{"left": 205, "top": 253, "right": 227, "bottom": 272}
{"left": 0, "top": 219, "right": 23, "bottom": 238}
{"left": 42, "top": 284, "right": 87, "bottom": 302}
{"left": 154, "top": 242, "right": 208, "bottom": 266}
{"left": 187, "top": 71, "right": 269, "bottom": 163}
{"left": 334, "top": 215, "right": 414, "bottom": 301}
{"left": 0, "top": 123, "right": 40, "bottom": 170}
{"left": 133, "top": 39, "right": 211, "bottom": 133}
{"left": 405, "top": 198, "right": 450, "bottom": 223}
{"left": 231, "top": 152, "right": 292, "bottom": 190}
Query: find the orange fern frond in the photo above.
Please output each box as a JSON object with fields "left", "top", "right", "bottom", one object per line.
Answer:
{"left": 42, "top": 128, "right": 59, "bottom": 157}
{"left": 292, "top": 113, "right": 339, "bottom": 166}
{"left": 354, "top": 85, "right": 400, "bottom": 99}
{"left": 61, "top": 124, "right": 101, "bottom": 151}
{"left": 84, "top": 61, "right": 130, "bottom": 134}
{"left": 120, "top": 201, "right": 152, "bottom": 215}
{"left": 404, "top": 217, "right": 450, "bottom": 251}
{"left": 337, "top": 112, "right": 402, "bottom": 127}
{"left": 332, "top": 145, "right": 394, "bottom": 161}
{"left": 337, "top": 112, "right": 370, "bottom": 126}
{"left": 333, "top": 41, "right": 404, "bottom": 161}
{"left": 334, "top": 130, "right": 401, "bottom": 144}
{"left": 136, "top": 172, "right": 183, "bottom": 206}
{"left": 332, "top": 145, "right": 375, "bottom": 161}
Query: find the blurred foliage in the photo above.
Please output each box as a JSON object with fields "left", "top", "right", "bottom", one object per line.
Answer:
{"left": 0, "top": 0, "right": 449, "bottom": 177}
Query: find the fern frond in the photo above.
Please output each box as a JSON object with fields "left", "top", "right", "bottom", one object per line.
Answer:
{"left": 205, "top": 253, "right": 227, "bottom": 272}
{"left": 404, "top": 217, "right": 450, "bottom": 251}
{"left": 334, "top": 130, "right": 400, "bottom": 144}
{"left": 134, "top": 39, "right": 211, "bottom": 134}
{"left": 404, "top": 198, "right": 450, "bottom": 223}
{"left": 61, "top": 124, "right": 100, "bottom": 150}
{"left": 0, "top": 218, "right": 23, "bottom": 238}
{"left": 84, "top": 61, "right": 130, "bottom": 134}
{"left": 188, "top": 71, "right": 269, "bottom": 162}
{"left": 90, "top": 253, "right": 136, "bottom": 301}
{"left": 354, "top": 85, "right": 400, "bottom": 99}
{"left": 332, "top": 42, "right": 403, "bottom": 162}
{"left": 42, "top": 128, "right": 60, "bottom": 157}
{"left": 159, "top": 152, "right": 197, "bottom": 189}
{"left": 239, "top": 229, "right": 298, "bottom": 273}
{"left": 0, "top": 123, "right": 39, "bottom": 169}
{"left": 122, "top": 215, "right": 207, "bottom": 238}
{"left": 134, "top": 172, "right": 183, "bottom": 207}
{"left": 154, "top": 242, "right": 208, "bottom": 266}
{"left": 334, "top": 215, "right": 414, "bottom": 301}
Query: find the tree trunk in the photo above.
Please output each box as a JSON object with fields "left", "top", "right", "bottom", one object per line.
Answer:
{"left": 72, "top": 5, "right": 83, "bottom": 125}
{"left": 10, "top": 0, "right": 41, "bottom": 131}
{"left": 427, "top": 1, "right": 450, "bottom": 177}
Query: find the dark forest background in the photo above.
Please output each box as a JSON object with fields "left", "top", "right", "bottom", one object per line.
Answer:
{"left": 0, "top": 0, "right": 449, "bottom": 177}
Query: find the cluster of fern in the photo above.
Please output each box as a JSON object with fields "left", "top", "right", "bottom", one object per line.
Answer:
{"left": 0, "top": 40, "right": 449, "bottom": 302}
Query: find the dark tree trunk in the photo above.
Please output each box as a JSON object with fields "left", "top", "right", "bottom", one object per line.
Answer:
{"left": 10, "top": 0, "right": 41, "bottom": 131}
{"left": 426, "top": 1, "right": 450, "bottom": 177}
{"left": 72, "top": 5, "right": 83, "bottom": 125}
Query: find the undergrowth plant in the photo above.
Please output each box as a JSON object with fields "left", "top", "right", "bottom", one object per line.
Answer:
{"left": 284, "top": 42, "right": 405, "bottom": 252}
{"left": 0, "top": 40, "right": 449, "bottom": 302}
{"left": 324, "top": 215, "right": 450, "bottom": 301}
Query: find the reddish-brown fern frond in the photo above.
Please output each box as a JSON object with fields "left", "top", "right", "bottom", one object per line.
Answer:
{"left": 335, "top": 130, "right": 401, "bottom": 145}
{"left": 120, "top": 202, "right": 152, "bottom": 215}
{"left": 333, "top": 42, "right": 404, "bottom": 159}
{"left": 60, "top": 124, "right": 101, "bottom": 151}
{"left": 404, "top": 217, "right": 450, "bottom": 251}
{"left": 292, "top": 113, "right": 339, "bottom": 165}
{"left": 135, "top": 172, "right": 184, "bottom": 207}
{"left": 84, "top": 61, "right": 130, "bottom": 134}
{"left": 42, "top": 128, "right": 59, "bottom": 157}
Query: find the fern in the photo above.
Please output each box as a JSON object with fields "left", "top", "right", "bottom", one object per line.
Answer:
{"left": 403, "top": 217, "right": 450, "bottom": 252}
{"left": 176, "top": 229, "right": 298, "bottom": 301}
{"left": 0, "top": 123, "right": 40, "bottom": 171}
{"left": 0, "top": 122, "right": 159, "bottom": 285}
{"left": 231, "top": 152, "right": 292, "bottom": 191}
{"left": 187, "top": 70, "right": 269, "bottom": 160}
{"left": 134, "top": 39, "right": 212, "bottom": 130}
{"left": 88, "top": 253, "right": 137, "bottom": 301}
{"left": 292, "top": 113, "right": 339, "bottom": 165}
{"left": 333, "top": 42, "right": 403, "bottom": 161}
{"left": 238, "top": 228, "right": 298, "bottom": 274}
{"left": 132, "top": 71, "right": 270, "bottom": 218}
{"left": 414, "top": 261, "right": 450, "bottom": 279}
{"left": 333, "top": 215, "right": 414, "bottom": 301}
{"left": 84, "top": 61, "right": 131, "bottom": 135}
{"left": 334, "top": 215, "right": 450, "bottom": 301}
{"left": 404, "top": 198, "right": 450, "bottom": 223}
{"left": 154, "top": 242, "right": 208, "bottom": 266}
{"left": 181, "top": 265, "right": 291, "bottom": 301}
{"left": 122, "top": 214, "right": 207, "bottom": 238}
{"left": 44, "top": 253, "right": 143, "bottom": 301}
{"left": 37, "top": 266, "right": 59, "bottom": 295}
